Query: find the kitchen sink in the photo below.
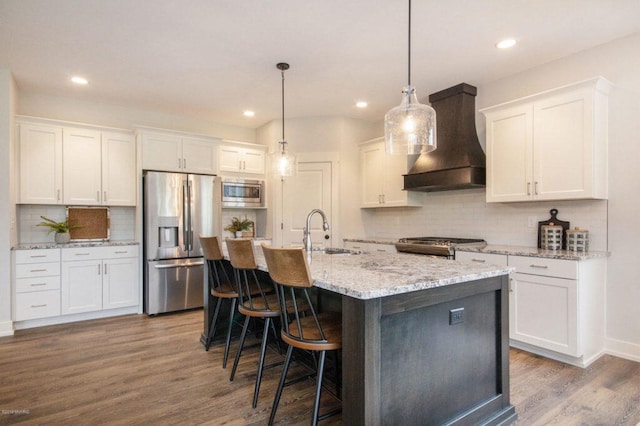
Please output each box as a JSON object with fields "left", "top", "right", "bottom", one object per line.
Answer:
{"left": 313, "top": 247, "right": 361, "bottom": 255}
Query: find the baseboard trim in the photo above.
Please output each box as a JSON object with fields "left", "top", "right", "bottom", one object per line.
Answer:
{"left": 605, "top": 337, "right": 640, "bottom": 363}
{"left": 0, "top": 320, "right": 14, "bottom": 337}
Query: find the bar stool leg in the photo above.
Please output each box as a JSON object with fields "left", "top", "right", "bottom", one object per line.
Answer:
{"left": 253, "top": 317, "right": 272, "bottom": 408}
{"left": 205, "top": 297, "right": 222, "bottom": 351}
{"left": 311, "top": 350, "right": 327, "bottom": 426}
{"left": 229, "top": 314, "right": 250, "bottom": 381}
{"left": 269, "top": 345, "right": 294, "bottom": 426}
{"left": 222, "top": 297, "right": 237, "bottom": 368}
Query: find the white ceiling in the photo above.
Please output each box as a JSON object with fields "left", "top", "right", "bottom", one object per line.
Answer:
{"left": 1, "top": 0, "right": 640, "bottom": 129}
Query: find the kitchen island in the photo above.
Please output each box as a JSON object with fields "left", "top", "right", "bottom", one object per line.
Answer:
{"left": 208, "top": 247, "right": 516, "bottom": 425}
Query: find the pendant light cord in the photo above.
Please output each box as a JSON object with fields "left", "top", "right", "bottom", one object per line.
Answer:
{"left": 407, "top": 0, "right": 411, "bottom": 86}
{"left": 281, "top": 68, "right": 285, "bottom": 143}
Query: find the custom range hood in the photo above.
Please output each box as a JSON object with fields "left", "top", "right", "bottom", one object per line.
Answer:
{"left": 403, "top": 83, "right": 486, "bottom": 192}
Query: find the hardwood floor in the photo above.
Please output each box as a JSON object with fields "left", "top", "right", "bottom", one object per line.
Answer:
{"left": 0, "top": 310, "right": 638, "bottom": 425}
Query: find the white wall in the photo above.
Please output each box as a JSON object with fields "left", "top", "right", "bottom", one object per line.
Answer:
{"left": 18, "top": 91, "right": 256, "bottom": 142}
{"left": 0, "top": 69, "right": 17, "bottom": 336}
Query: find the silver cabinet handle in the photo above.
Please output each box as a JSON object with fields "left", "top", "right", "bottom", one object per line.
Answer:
{"left": 527, "top": 182, "right": 531, "bottom": 195}
{"left": 534, "top": 181, "right": 539, "bottom": 195}
{"left": 529, "top": 264, "right": 549, "bottom": 269}
{"left": 183, "top": 158, "right": 187, "bottom": 169}
{"left": 57, "top": 189, "right": 61, "bottom": 201}
{"left": 471, "top": 258, "right": 486, "bottom": 263}
{"left": 31, "top": 304, "right": 48, "bottom": 308}
{"left": 104, "top": 264, "right": 107, "bottom": 275}
{"left": 98, "top": 264, "right": 101, "bottom": 275}
{"left": 114, "top": 250, "right": 128, "bottom": 254}
{"left": 29, "top": 255, "right": 46, "bottom": 258}
{"left": 75, "top": 252, "right": 90, "bottom": 256}
{"left": 30, "top": 283, "right": 47, "bottom": 287}
{"left": 509, "top": 278, "right": 514, "bottom": 292}
{"left": 30, "top": 269, "right": 47, "bottom": 272}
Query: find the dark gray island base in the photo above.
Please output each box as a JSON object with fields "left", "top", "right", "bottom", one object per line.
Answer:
{"left": 341, "top": 274, "right": 515, "bottom": 425}
{"left": 203, "top": 249, "right": 516, "bottom": 425}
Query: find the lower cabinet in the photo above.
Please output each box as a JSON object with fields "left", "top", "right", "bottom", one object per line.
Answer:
{"left": 14, "top": 248, "right": 61, "bottom": 321}
{"left": 62, "top": 245, "right": 139, "bottom": 315}
{"left": 457, "top": 250, "right": 606, "bottom": 366}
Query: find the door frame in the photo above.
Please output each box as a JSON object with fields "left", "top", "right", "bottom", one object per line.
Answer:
{"left": 270, "top": 152, "right": 340, "bottom": 247}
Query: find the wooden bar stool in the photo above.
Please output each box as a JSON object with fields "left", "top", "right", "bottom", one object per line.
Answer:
{"left": 261, "top": 244, "right": 342, "bottom": 426}
{"left": 200, "top": 236, "right": 237, "bottom": 368}
{"left": 226, "top": 238, "right": 280, "bottom": 409}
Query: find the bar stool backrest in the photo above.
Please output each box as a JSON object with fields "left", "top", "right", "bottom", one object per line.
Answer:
{"left": 226, "top": 238, "right": 274, "bottom": 312}
{"left": 200, "top": 235, "right": 224, "bottom": 261}
{"left": 226, "top": 238, "right": 258, "bottom": 270}
{"left": 261, "top": 244, "right": 327, "bottom": 344}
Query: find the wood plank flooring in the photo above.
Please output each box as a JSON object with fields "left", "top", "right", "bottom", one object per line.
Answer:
{"left": 0, "top": 310, "right": 638, "bottom": 425}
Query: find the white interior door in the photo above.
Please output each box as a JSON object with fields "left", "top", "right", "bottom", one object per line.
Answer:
{"left": 282, "top": 161, "right": 333, "bottom": 248}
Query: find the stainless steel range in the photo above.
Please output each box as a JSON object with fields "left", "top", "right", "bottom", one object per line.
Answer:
{"left": 395, "top": 237, "right": 486, "bottom": 258}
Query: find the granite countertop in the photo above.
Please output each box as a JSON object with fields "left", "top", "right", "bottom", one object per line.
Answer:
{"left": 12, "top": 240, "right": 139, "bottom": 250}
{"left": 242, "top": 247, "right": 512, "bottom": 300}
{"left": 456, "top": 244, "right": 609, "bottom": 261}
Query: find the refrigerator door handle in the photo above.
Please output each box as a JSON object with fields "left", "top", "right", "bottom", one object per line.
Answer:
{"left": 182, "top": 181, "right": 189, "bottom": 252}
{"left": 187, "top": 179, "right": 193, "bottom": 251}
{"left": 153, "top": 261, "right": 204, "bottom": 269}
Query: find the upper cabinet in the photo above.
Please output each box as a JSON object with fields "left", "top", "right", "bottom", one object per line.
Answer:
{"left": 18, "top": 119, "right": 136, "bottom": 206}
{"left": 218, "top": 142, "right": 266, "bottom": 175}
{"left": 481, "top": 77, "right": 611, "bottom": 203}
{"left": 19, "top": 123, "right": 63, "bottom": 204}
{"left": 359, "top": 137, "right": 421, "bottom": 208}
{"left": 140, "top": 130, "right": 219, "bottom": 174}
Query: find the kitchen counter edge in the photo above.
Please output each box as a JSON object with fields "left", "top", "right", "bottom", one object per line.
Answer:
{"left": 456, "top": 244, "right": 609, "bottom": 261}
{"left": 12, "top": 241, "right": 139, "bottom": 250}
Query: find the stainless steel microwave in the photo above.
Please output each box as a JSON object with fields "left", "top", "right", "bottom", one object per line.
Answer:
{"left": 221, "top": 178, "right": 264, "bottom": 208}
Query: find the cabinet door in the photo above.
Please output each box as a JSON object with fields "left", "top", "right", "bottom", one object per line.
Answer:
{"left": 61, "top": 259, "right": 103, "bottom": 314}
{"left": 63, "top": 127, "right": 103, "bottom": 205}
{"left": 382, "top": 151, "right": 413, "bottom": 206}
{"left": 241, "top": 148, "right": 265, "bottom": 174}
{"left": 533, "top": 89, "right": 594, "bottom": 200}
{"left": 360, "top": 142, "right": 384, "bottom": 207}
{"left": 141, "top": 133, "right": 182, "bottom": 172}
{"left": 510, "top": 272, "right": 579, "bottom": 356}
{"left": 103, "top": 257, "right": 138, "bottom": 309}
{"left": 182, "top": 137, "right": 218, "bottom": 174}
{"left": 219, "top": 145, "right": 243, "bottom": 173}
{"left": 102, "top": 131, "right": 136, "bottom": 206}
{"left": 484, "top": 104, "right": 533, "bottom": 202}
{"left": 19, "top": 123, "right": 63, "bottom": 204}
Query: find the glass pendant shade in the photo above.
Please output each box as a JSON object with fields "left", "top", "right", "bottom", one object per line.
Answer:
{"left": 385, "top": 85, "right": 436, "bottom": 155}
{"left": 272, "top": 141, "right": 296, "bottom": 177}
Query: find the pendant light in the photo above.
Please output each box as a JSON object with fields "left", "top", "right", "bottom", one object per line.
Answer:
{"left": 272, "top": 62, "right": 296, "bottom": 177}
{"left": 384, "top": 0, "right": 436, "bottom": 155}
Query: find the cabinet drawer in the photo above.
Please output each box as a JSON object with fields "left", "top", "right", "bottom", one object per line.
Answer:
{"left": 15, "top": 276, "right": 61, "bottom": 293}
{"left": 104, "top": 245, "right": 138, "bottom": 259}
{"left": 509, "top": 255, "right": 577, "bottom": 279}
{"left": 456, "top": 251, "right": 508, "bottom": 266}
{"left": 15, "top": 249, "right": 60, "bottom": 264}
{"left": 62, "top": 246, "right": 107, "bottom": 261}
{"left": 15, "top": 290, "right": 61, "bottom": 321}
{"left": 15, "top": 262, "right": 60, "bottom": 278}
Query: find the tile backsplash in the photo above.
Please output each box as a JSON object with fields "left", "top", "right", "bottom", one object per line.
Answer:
{"left": 359, "top": 189, "right": 609, "bottom": 251}
{"left": 18, "top": 205, "right": 136, "bottom": 243}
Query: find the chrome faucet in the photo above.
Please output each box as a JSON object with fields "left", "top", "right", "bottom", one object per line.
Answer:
{"left": 303, "top": 209, "right": 330, "bottom": 252}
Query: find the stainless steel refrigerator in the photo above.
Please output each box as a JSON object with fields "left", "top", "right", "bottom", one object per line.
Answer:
{"left": 143, "top": 171, "right": 221, "bottom": 315}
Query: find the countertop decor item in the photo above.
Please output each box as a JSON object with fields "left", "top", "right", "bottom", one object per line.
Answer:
{"left": 537, "top": 209, "right": 570, "bottom": 250}
{"left": 384, "top": 0, "right": 436, "bottom": 156}
{"left": 67, "top": 207, "right": 110, "bottom": 241}
{"left": 36, "top": 215, "right": 81, "bottom": 244}
{"left": 224, "top": 216, "right": 253, "bottom": 238}
{"left": 566, "top": 227, "right": 589, "bottom": 252}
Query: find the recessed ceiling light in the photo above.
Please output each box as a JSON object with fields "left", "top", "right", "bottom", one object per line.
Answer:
{"left": 71, "top": 76, "right": 88, "bottom": 85}
{"left": 496, "top": 39, "right": 517, "bottom": 49}
{"left": 243, "top": 110, "right": 255, "bottom": 117}
{"left": 356, "top": 101, "right": 368, "bottom": 108}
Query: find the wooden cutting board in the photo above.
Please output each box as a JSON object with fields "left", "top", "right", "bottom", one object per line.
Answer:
{"left": 68, "top": 207, "right": 110, "bottom": 241}
{"left": 537, "top": 208, "right": 570, "bottom": 250}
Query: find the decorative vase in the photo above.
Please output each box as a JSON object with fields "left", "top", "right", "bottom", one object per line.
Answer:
{"left": 55, "top": 232, "right": 70, "bottom": 244}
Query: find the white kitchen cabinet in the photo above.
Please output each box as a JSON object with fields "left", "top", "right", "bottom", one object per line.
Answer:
{"left": 63, "top": 127, "right": 137, "bottom": 206}
{"left": 359, "top": 137, "right": 421, "bottom": 208}
{"left": 508, "top": 255, "right": 605, "bottom": 365}
{"left": 141, "top": 131, "right": 218, "bottom": 174}
{"left": 61, "top": 245, "right": 139, "bottom": 315}
{"left": 18, "top": 122, "right": 63, "bottom": 204}
{"left": 481, "top": 77, "right": 611, "bottom": 203}
{"left": 13, "top": 249, "right": 61, "bottom": 321}
{"left": 219, "top": 142, "right": 266, "bottom": 175}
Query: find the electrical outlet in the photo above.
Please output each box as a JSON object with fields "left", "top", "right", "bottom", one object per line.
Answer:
{"left": 527, "top": 216, "right": 537, "bottom": 228}
{"left": 449, "top": 307, "right": 464, "bottom": 325}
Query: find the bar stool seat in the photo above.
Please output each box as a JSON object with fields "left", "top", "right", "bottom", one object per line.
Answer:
{"left": 226, "top": 238, "right": 281, "bottom": 409}
{"left": 200, "top": 235, "right": 238, "bottom": 369}
{"left": 261, "top": 244, "right": 342, "bottom": 426}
